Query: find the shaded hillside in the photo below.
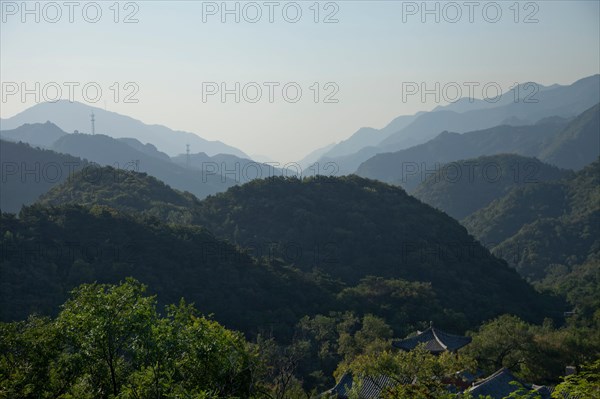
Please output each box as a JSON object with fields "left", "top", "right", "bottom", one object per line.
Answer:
{"left": 539, "top": 103, "right": 600, "bottom": 170}
{"left": 412, "top": 154, "right": 570, "bottom": 220}
{"left": 0, "top": 140, "right": 88, "bottom": 213}
{"left": 464, "top": 160, "right": 600, "bottom": 281}
{"left": 357, "top": 119, "right": 568, "bottom": 190}
{"left": 38, "top": 166, "right": 202, "bottom": 224}
{"left": 0, "top": 205, "right": 332, "bottom": 338}
{"left": 0, "top": 202, "right": 471, "bottom": 337}
{"left": 195, "top": 175, "right": 560, "bottom": 324}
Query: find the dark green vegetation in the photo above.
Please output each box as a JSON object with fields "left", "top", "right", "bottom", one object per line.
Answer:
{"left": 38, "top": 165, "right": 203, "bottom": 224}
{"left": 0, "top": 203, "right": 330, "bottom": 338}
{"left": 412, "top": 154, "right": 569, "bottom": 220}
{"left": 2, "top": 171, "right": 560, "bottom": 330}
{"left": 2, "top": 279, "right": 598, "bottom": 398}
{"left": 195, "top": 175, "right": 563, "bottom": 326}
{"left": 539, "top": 103, "right": 600, "bottom": 170}
{"left": 0, "top": 279, "right": 261, "bottom": 398}
{"left": 464, "top": 159, "right": 599, "bottom": 282}
{"left": 51, "top": 132, "right": 238, "bottom": 199}
{"left": 2, "top": 168, "right": 580, "bottom": 393}
{"left": 2, "top": 94, "right": 599, "bottom": 396}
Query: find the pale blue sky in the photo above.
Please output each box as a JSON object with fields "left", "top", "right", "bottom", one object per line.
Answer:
{"left": 1, "top": 1, "right": 599, "bottom": 161}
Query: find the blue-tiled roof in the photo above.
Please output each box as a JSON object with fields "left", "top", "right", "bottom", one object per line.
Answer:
{"left": 322, "top": 372, "right": 404, "bottom": 399}
{"left": 392, "top": 326, "right": 472, "bottom": 353}
{"left": 467, "top": 368, "right": 553, "bottom": 399}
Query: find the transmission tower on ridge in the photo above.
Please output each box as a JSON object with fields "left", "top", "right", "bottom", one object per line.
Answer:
{"left": 90, "top": 111, "right": 96, "bottom": 135}
{"left": 186, "top": 144, "right": 191, "bottom": 168}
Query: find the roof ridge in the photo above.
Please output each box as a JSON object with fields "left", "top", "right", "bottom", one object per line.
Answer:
{"left": 469, "top": 367, "right": 514, "bottom": 389}
{"left": 431, "top": 328, "right": 449, "bottom": 350}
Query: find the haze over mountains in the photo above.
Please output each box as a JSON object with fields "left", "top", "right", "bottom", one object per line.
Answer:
{"left": 1, "top": 73, "right": 599, "bottom": 396}
{"left": 0, "top": 122, "right": 297, "bottom": 212}
{"left": 411, "top": 154, "right": 571, "bottom": 221}
{"left": 357, "top": 103, "right": 600, "bottom": 191}
{"left": 0, "top": 100, "right": 248, "bottom": 158}
{"left": 318, "top": 75, "right": 600, "bottom": 174}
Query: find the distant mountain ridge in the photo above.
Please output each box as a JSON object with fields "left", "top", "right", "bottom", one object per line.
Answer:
{"left": 0, "top": 121, "right": 66, "bottom": 147}
{"left": 0, "top": 122, "right": 304, "bottom": 213}
{"left": 0, "top": 100, "right": 248, "bottom": 158}
{"left": 356, "top": 119, "right": 568, "bottom": 190}
{"left": 357, "top": 103, "right": 600, "bottom": 190}
{"left": 317, "top": 75, "right": 600, "bottom": 174}
{"left": 379, "top": 75, "right": 600, "bottom": 150}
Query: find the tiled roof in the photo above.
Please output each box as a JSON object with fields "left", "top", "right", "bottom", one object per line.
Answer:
{"left": 322, "top": 372, "right": 404, "bottom": 399}
{"left": 467, "top": 368, "right": 552, "bottom": 399}
{"left": 392, "top": 326, "right": 472, "bottom": 353}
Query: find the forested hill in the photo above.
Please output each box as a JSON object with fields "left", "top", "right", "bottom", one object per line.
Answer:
{"left": 0, "top": 204, "right": 333, "bottom": 338}
{"left": 2, "top": 172, "right": 564, "bottom": 334}
{"left": 412, "top": 154, "right": 570, "bottom": 220}
{"left": 38, "top": 166, "right": 203, "bottom": 225}
{"left": 538, "top": 103, "right": 600, "bottom": 170}
{"left": 195, "top": 175, "right": 560, "bottom": 324}
{"left": 464, "top": 159, "right": 600, "bottom": 281}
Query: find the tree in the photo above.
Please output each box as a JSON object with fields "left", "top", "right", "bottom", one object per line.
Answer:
{"left": 344, "top": 345, "right": 476, "bottom": 398}
{"left": 552, "top": 359, "right": 600, "bottom": 399}
{"left": 0, "top": 279, "right": 262, "bottom": 399}
{"left": 464, "top": 315, "right": 535, "bottom": 373}
{"left": 57, "top": 278, "right": 156, "bottom": 397}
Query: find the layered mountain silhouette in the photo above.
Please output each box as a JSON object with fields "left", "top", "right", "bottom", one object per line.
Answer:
{"left": 0, "top": 100, "right": 248, "bottom": 158}
{"left": 315, "top": 75, "right": 599, "bottom": 174}
{"left": 379, "top": 75, "right": 600, "bottom": 151}
{"left": 0, "top": 122, "right": 294, "bottom": 212}
{"left": 0, "top": 121, "right": 66, "bottom": 148}
{"left": 171, "top": 151, "right": 294, "bottom": 183}
{"left": 537, "top": 103, "right": 600, "bottom": 170}
{"left": 357, "top": 103, "right": 599, "bottom": 190}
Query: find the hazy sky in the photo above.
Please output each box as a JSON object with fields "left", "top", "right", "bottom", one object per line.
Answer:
{"left": 1, "top": 1, "right": 599, "bottom": 162}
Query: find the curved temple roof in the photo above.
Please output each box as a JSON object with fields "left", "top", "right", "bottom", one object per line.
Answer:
{"left": 392, "top": 326, "right": 472, "bottom": 353}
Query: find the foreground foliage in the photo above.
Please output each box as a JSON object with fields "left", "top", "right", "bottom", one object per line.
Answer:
{"left": 0, "top": 279, "right": 258, "bottom": 398}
